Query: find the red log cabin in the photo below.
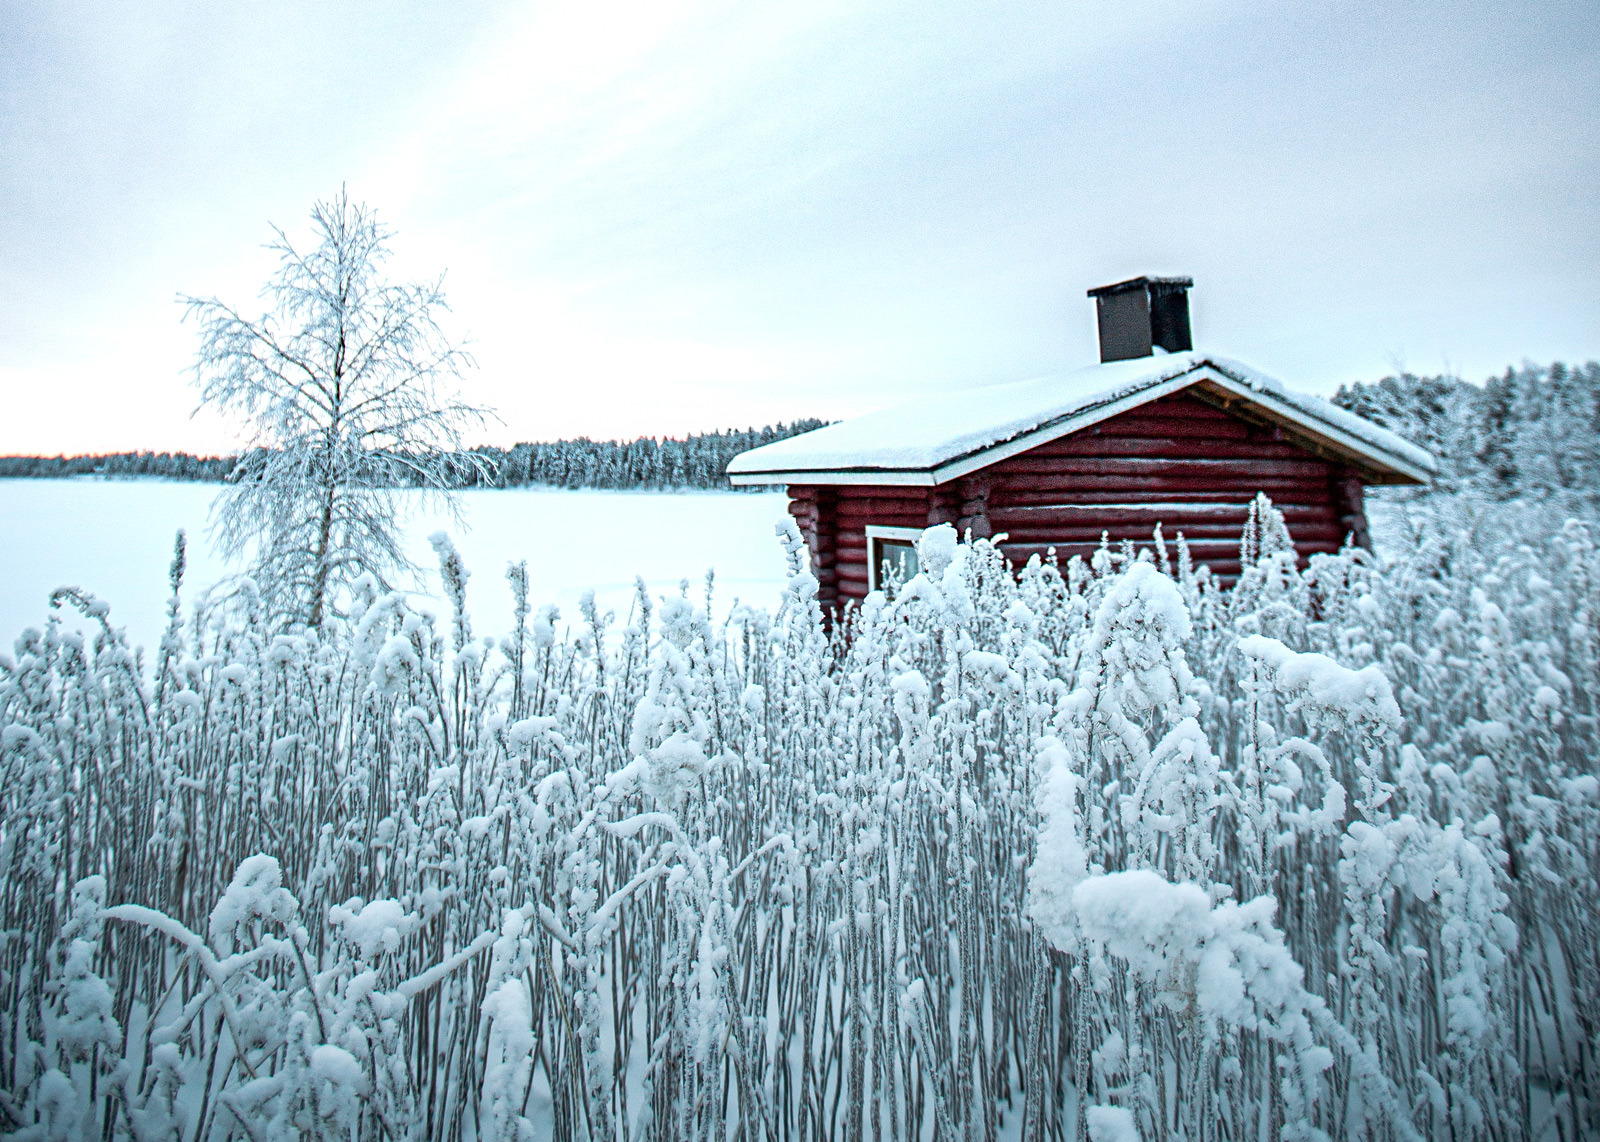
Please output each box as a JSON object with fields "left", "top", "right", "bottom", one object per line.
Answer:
{"left": 726, "top": 277, "right": 1436, "bottom": 609}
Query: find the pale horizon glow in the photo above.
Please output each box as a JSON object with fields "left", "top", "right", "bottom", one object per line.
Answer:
{"left": 3, "top": 0, "right": 1597, "bottom": 455}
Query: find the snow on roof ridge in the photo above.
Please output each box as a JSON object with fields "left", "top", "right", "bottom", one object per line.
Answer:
{"left": 727, "top": 352, "right": 1436, "bottom": 480}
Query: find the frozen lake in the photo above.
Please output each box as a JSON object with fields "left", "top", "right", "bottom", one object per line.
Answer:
{"left": 0, "top": 479, "right": 795, "bottom": 656}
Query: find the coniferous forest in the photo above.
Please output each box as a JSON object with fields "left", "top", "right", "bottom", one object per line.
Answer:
{"left": 0, "top": 451, "right": 237, "bottom": 482}
{"left": 1332, "top": 361, "right": 1600, "bottom": 505}
{"left": 0, "top": 422, "right": 828, "bottom": 491}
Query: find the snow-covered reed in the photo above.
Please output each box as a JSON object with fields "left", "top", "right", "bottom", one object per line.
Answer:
{"left": 1, "top": 497, "right": 1595, "bottom": 1140}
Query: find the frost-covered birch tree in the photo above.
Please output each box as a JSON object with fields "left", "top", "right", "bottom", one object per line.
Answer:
{"left": 184, "top": 188, "right": 494, "bottom": 627}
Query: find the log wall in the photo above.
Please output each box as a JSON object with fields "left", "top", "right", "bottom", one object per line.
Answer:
{"left": 787, "top": 389, "right": 1368, "bottom": 608}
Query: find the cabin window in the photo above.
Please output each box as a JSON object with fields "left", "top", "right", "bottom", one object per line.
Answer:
{"left": 865, "top": 526, "right": 924, "bottom": 592}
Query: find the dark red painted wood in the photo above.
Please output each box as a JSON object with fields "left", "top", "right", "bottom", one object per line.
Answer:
{"left": 785, "top": 388, "right": 1368, "bottom": 606}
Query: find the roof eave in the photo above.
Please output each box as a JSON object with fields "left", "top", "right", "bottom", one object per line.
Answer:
{"left": 727, "top": 361, "right": 1210, "bottom": 488}
{"left": 926, "top": 367, "right": 1205, "bottom": 484}
{"left": 728, "top": 469, "right": 937, "bottom": 487}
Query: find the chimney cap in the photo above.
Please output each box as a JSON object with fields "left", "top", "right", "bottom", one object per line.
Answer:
{"left": 1087, "top": 275, "right": 1193, "bottom": 299}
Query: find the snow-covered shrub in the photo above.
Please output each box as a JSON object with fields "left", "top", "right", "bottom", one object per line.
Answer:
{"left": 0, "top": 496, "right": 1594, "bottom": 1139}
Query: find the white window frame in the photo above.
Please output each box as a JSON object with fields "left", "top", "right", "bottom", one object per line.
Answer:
{"left": 865, "top": 526, "right": 925, "bottom": 591}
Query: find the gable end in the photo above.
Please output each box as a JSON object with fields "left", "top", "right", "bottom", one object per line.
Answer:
{"left": 1182, "top": 378, "right": 1427, "bottom": 486}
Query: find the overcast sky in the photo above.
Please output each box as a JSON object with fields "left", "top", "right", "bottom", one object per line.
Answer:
{"left": 3, "top": 0, "right": 1597, "bottom": 454}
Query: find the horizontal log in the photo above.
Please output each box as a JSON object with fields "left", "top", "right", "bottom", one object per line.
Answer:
{"left": 1080, "top": 528, "right": 1337, "bottom": 546}
{"left": 987, "top": 513, "right": 1334, "bottom": 532}
{"left": 1090, "top": 416, "right": 1253, "bottom": 439}
{"left": 832, "top": 517, "right": 921, "bottom": 531}
{"left": 1022, "top": 436, "right": 1308, "bottom": 461}
{"left": 993, "top": 538, "right": 1239, "bottom": 553}
{"left": 999, "top": 548, "right": 1253, "bottom": 579}
{"left": 991, "top": 542, "right": 1166, "bottom": 563}
{"left": 834, "top": 512, "right": 931, "bottom": 527}
{"left": 835, "top": 489, "right": 929, "bottom": 506}
{"left": 834, "top": 506, "right": 929, "bottom": 522}
{"left": 1086, "top": 396, "right": 1236, "bottom": 423}
{"left": 1143, "top": 393, "right": 1235, "bottom": 413}
{"left": 982, "top": 473, "right": 1332, "bottom": 494}
{"left": 991, "top": 482, "right": 1333, "bottom": 501}
{"left": 999, "top": 533, "right": 1350, "bottom": 553}
{"left": 988, "top": 502, "right": 1336, "bottom": 523}
{"left": 988, "top": 519, "right": 1339, "bottom": 537}
{"left": 990, "top": 487, "right": 1335, "bottom": 508}
{"left": 833, "top": 520, "right": 929, "bottom": 536}
{"left": 1095, "top": 537, "right": 1254, "bottom": 552}
{"left": 835, "top": 503, "right": 931, "bottom": 517}
{"left": 834, "top": 500, "right": 931, "bottom": 516}
{"left": 988, "top": 457, "right": 1332, "bottom": 479}
{"left": 994, "top": 540, "right": 1345, "bottom": 568}
{"left": 989, "top": 459, "right": 1331, "bottom": 482}
{"left": 989, "top": 525, "right": 1343, "bottom": 546}
{"left": 832, "top": 499, "right": 934, "bottom": 515}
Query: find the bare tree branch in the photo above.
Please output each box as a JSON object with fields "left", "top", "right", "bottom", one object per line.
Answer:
{"left": 184, "top": 187, "right": 499, "bottom": 629}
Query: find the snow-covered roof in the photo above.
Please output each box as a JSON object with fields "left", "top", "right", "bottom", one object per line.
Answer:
{"left": 726, "top": 352, "right": 1436, "bottom": 487}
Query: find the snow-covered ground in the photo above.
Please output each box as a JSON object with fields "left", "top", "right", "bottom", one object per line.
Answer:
{"left": 0, "top": 479, "right": 794, "bottom": 655}
{"left": 2, "top": 481, "right": 1594, "bottom": 1139}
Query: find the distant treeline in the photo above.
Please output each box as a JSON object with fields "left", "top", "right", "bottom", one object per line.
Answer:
{"left": 0, "top": 451, "right": 235, "bottom": 481}
{"left": 1332, "top": 359, "right": 1600, "bottom": 503}
{"left": 15, "top": 361, "right": 1600, "bottom": 502}
{"left": 0, "top": 421, "right": 827, "bottom": 490}
{"left": 452, "top": 422, "right": 826, "bottom": 490}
